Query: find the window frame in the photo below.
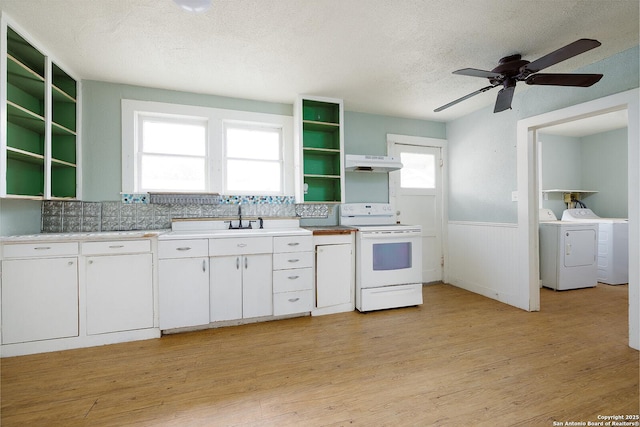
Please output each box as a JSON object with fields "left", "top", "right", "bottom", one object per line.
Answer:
{"left": 121, "top": 100, "right": 294, "bottom": 196}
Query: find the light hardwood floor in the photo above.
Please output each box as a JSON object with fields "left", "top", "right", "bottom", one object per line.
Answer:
{"left": 1, "top": 283, "right": 638, "bottom": 426}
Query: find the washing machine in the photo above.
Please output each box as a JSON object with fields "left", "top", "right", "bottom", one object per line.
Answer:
{"left": 539, "top": 209, "right": 598, "bottom": 290}
{"left": 561, "top": 208, "right": 629, "bottom": 285}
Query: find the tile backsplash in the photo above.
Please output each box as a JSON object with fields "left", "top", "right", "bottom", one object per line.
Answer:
{"left": 41, "top": 199, "right": 332, "bottom": 233}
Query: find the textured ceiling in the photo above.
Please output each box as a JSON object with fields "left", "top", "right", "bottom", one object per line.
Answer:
{"left": 0, "top": 0, "right": 638, "bottom": 121}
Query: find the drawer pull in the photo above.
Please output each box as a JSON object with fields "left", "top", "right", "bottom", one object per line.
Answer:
{"left": 287, "top": 242, "right": 300, "bottom": 246}
{"left": 237, "top": 243, "right": 247, "bottom": 248}
{"left": 288, "top": 297, "right": 300, "bottom": 303}
{"left": 202, "top": 260, "right": 206, "bottom": 272}
{"left": 177, "top": 247, "right": 192, "bottom": 251}
{"left": 34, "top": 246, "right": 52, "bottom": 250}
{"left": 288, "top": 275, "right": 299, "bottom": 280}
{"left": 108, "top": 245, "right": 125, "bottom": 249}
{"left": 288, "top": 258, "right": 300, "bottom": 263}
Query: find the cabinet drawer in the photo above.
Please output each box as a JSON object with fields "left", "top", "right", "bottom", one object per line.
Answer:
{"left": 273, "top": 251, "right": 314, "bottom": 270}
{"left": 209, "top": 237, "right": 272, "bottom": 256}
{"left": 273, "top": 235, "right": 313, "bottom": 253}
{"left": 273, "top": 290, "right": 314, "bottom": 316}
{"left": 159, "top": 239, "right": 208, "bottom": 259}
{"left": 82, "top": 240, "right": 151, "bottom": 255}
{"left": 273, "top": 267, "right": 314, "bottom": 292}
{"left": 2, "top": 242, "right": 78, "bottom": 258}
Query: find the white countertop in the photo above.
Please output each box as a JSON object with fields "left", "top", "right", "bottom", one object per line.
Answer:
{"left": 0, "top": 230, "right": 166, "bottom": 244}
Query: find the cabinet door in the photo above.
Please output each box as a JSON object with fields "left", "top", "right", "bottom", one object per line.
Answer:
{"left": 85, "top": 253, "right": 154, "bottom": 335}
{"left": 316, "top": 244, "right": 352, "bottom": 308}
{"left": 159, "top": 257, "right": 209, "bottom": 330}
{"left": 210, "top": 256, "right": 243, "bottom": 321}
{"left": 1, "top": 257, "right": 78, "bottom": 344}
{"left": 242, "top": 254, "right": 273, "bottom": 319}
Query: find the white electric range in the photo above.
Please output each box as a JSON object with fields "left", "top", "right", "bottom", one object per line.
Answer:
{"left": 340, "top": 203, "right": 423, "bottom": 312}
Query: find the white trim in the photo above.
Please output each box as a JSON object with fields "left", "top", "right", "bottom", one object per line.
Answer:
{"left": 121, "top": 99, "right": 294, "bottom": 196}
{"left": 517, "top": 88, "right": 639, "bottom": 349}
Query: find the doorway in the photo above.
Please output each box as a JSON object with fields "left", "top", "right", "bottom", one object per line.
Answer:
{"left": 516, "top": 88, "right": 639, "bottom": 349}
{"left": 387, "top": 134, "right": 447, "bottom": 284}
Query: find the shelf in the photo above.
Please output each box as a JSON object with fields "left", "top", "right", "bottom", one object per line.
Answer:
{"left": 302, "top": 100, "right": 340, "bottom": 124}
{"left": 296, "top": 96, "right": 344, "bottom": 203}
{"left": 7, "top": 146, "right": 45, "bottom": 164}
{"left": 53, "top": 63, "right": 77, "bottom": 100}
{"left": 52, "top": 157, "right": 76, "bottom": 168}
{"left": 3, "top": 25, "right": 78, "bottom": 200}
{"left": 7, "top": 101, "right": 46, "bottom": 132}
{"left": 304, "top": 174, "right": 341, "bottom": 179}
{"left": 7, "top": 54, "right": 45, "bottom": 98}
{"left": 303, "top": 176, "right": 342, "bottom": 202}
{"left": 303, "top": 146, "right": 340, "bottom": 154}
{"left": 542, "top": 189, "right": 598, "bottom": 194}
{"left": 52, "top": 121, "right": 77, "bottom": 136}
{"left": 7, "top": 27, "right": 45, "bottom": 78}
{"left": 53, "top": 85, "right": 76, "bottom": 103}
{"left": 303, "top": 151, "right": 341, "bottom": 176}
{"left": 302, "top": 120, "right": 340, "bottom": 131}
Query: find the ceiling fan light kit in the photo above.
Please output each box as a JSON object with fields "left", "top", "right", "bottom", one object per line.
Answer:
{"left": 173, "top": 0, "right": 212, "bottom": 12}
{"left": 435, "top": 39, "right": 604, "bottom": 113}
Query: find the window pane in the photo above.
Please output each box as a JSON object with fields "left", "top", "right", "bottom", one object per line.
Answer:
{"left": 226, "top": 127, "right": 280, "bottom": 160}
{"left": 140, "top": 154, "right": 205, "bottom": 191}
{"left": 227, "top": 160, "right": 281, "bottom": 193}
{"left": 400, "top": 152, "right": 435, "bottom": 189}
{"left": 142, "top": 120, "right": 206, "bottom": 156}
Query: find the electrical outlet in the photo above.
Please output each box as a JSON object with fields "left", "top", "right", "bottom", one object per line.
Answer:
{"left": 511, "top": 191, "right": 518, "bottom": 202}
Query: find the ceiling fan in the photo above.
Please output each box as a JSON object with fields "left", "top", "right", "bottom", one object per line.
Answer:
{"left": 434, "top": 39, "right": 604, "bottom": 113}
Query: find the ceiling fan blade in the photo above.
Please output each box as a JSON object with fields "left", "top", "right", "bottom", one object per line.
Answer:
{"left": 522, "top": 39, "right": 601, "bottom": 74}
{"left": 494, "top": 85, "right": 515, "bottom": 113}
{"left": 434, "top": 85, "right": 497, "bottom": 112}
{"left": 453, "top": 68, "right": 502, "bottom": 79}
{"left": 526, "top": 73, "right": 603, "bottom": 87}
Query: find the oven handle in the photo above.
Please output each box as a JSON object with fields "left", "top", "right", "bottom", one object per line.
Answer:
{"left": 359, "top": 231, "right": 421, "bottom": 238}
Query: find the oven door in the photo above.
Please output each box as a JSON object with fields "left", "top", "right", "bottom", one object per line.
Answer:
{"left": 357, "top": 230, "right": 422, "bottom": 288}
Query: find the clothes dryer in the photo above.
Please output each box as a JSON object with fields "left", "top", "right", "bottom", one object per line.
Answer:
{"left": 561, "top": 209, "right": 628, "bottom": 285}
{"left": 539, "top": 209, "right": 598, "bottom": 290}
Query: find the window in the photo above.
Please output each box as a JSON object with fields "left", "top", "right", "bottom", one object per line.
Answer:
{"left": 122, "top": 100, "right": 294, "bottom": 195}
{"left": 138, "top": 115, "right": 208, "bottom": 192}
{"left": 400, "top": 152, "right": 436, "bottom": 189}
{"left": 224, "top": 124, "right": 283, "bottom": 194}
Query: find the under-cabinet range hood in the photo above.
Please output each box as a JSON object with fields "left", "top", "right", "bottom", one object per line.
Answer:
{"left": 344, "top": 155, "right": 402, "bottom": 173}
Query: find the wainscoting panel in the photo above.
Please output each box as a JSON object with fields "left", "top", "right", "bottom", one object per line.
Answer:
{"left": 447, "top": 221, "right": 526, "bottom": 310}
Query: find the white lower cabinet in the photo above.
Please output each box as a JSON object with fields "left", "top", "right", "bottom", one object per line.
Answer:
{"left": 316, "top": 243, "right": 352, "bottom": 307}
{"left": 1, "top": 257, "right": 79, "bottom": 344}
{"left": 1, "top": 237, "right": 159, "bottom": 357}
{"left": 273, "top": 235, "right": 314, "bottom": 316}
{"left": 312, "top": 232, "right": 355, "bottom": 316}
{"left": 209, "top": 237, "right": 273, "bottom": 322}
{"left": 158, "top": 239, "right": 209, "bottom": 330}
{"left": 85, "top": 250, "right": 154, "bottom": 335}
